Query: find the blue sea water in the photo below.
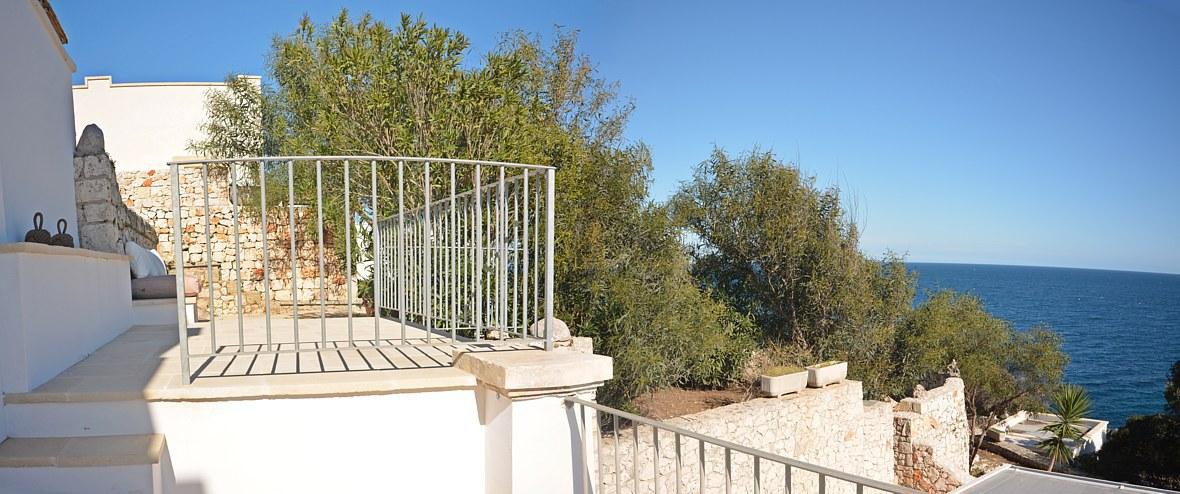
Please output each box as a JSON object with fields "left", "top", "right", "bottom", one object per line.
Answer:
{"left": 909, "top": 262, "right": 1180, "bottom": 428}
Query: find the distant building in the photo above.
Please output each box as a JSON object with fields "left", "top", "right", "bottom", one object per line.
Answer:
{"left": 72, "top": 75, "right": 259, "bottom": 172}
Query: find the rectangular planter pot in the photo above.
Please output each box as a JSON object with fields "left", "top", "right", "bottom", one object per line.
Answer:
{"left": 760, "top": 371, "right": 808, "bottom": 397}
{"left": 806, "top": 361, "right": 848, "bottom": 388}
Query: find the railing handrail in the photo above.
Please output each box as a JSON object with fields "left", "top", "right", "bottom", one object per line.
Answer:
{"left": 166, "top": 155, "right": 556, "bottom": 171}
{"left": 565, "top": 396, "right": 921, "bottom": 494}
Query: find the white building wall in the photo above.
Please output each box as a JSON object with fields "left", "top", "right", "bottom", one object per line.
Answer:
{"left": 0, "top": 0, "right": 79, "bottom": 243}
{"left": 72, "top": 76, "right": 257, "bottom": 172}
{"left": 147, "top": 391, "right": 485, "bottom": 494}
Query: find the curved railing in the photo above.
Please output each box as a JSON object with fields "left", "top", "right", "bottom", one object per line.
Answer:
{"left": 165, "top": 156, "right": 555, "bottom": 384}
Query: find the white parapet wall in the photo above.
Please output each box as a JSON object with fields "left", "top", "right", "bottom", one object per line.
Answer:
{"left": 0, "top": 243, "right": 131, "bottom": 395}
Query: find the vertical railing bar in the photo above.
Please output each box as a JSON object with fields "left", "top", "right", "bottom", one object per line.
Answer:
{"left": 449, "top": 162, "right": 457, "bottom": 342}
{"left": 288, "top": 160, "right": 300, "bottom": 354}
{"left": 699, "top": 439, "right": 706, "bottom": 494}
{"left": 260, "top": 160, "right": 272, "bottom": 351}
{"left": 512, "top": 179, "right": 521, "bottom": 337}
{"left": 857, "top": 482, "right": 864, "bottom": 494}
{"left": 580, "top": 404, "right": 589, "bottom": 494}
{"left": 230, "top": 162, "right": 245, "bottom": 349}
{"left": 170, "top": 164, "right": 191, "bottom": 384}
{"left": 201, "top": 163, "right": 216, "bottom": 354}
{"left": 785, "top": 464, "right": 792, "bottom": 494}
{"left": 674, "top": 432, "right": 682, "bottom": 494}
{"left": 521, "top": 170, "right": 530, "bottom": 338}
{"left": 533, "top": 175, "right": 539, "bottom": 333}
{"left": 754, "top": 457, "right": 761, "bottom": 494}
{"left": 473, "top": 164, "right": 482, "bottom": 342}
{"left": 819, "top": 473, "right": 826, "bottom": 494}
{"left": 544, "top": 168, "right": 555, "bottom": 350}
{"left": 344, "top": 160, "right": 353, "bottom": 346}
{"left": 633, "top": 422, "right": 639, "bottom": 494}
{"left": 423, "top": 161, "right": 432, "bottom": 343}
{"left": 613, "top": 414, "right": 620, "bottom": 494}
{"left": 371, "top": 160, "right": 380, "bottom": 344}
{"left": 653, "top": 424, "right": 660, "bottom": 494}
{"left": 724, "top": 447, "right": 732, "bottom": 494}
{"left": 497, "top": 167, "right": 505, "bottom": 337}
{"left": 315, "top": 160, "right": 326, "bottom": 346}
{"left": 397, "top": 160, "right": 405, "bottom": 344}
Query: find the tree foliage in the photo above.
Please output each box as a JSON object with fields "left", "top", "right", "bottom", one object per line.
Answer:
{"left": 1078, "top": 360, "right": 1180, "bottom": 490}
{"left": 1039, "top": 385, "right": 1092, "bottom": 471}
{"left": 672, "top": 149, "right": 913, "bottom": 393}
{"left": 191, "top": 10, "right": 753, "bottom": 406}
{"left": 892, "top": 290, "right": 1067, "bottom": 462}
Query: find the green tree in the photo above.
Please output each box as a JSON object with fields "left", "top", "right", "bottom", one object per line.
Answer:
{"left": 192, "top": 10, "right": 753, "bottom": 406}
{"left": 893, "top": 290, "right": 1067, "bottom": 463}
{"left": 1039, "top": 385, "right": 1092, "bottom": 472}
{"left": 1165, "top": 360, "right": 1180, "bottom": 415}
{"left": 671, "top": 148, "right": 914, "bottom": 394}
{"left": 1078, "top": 360, "right": 1180, "bottom": 489}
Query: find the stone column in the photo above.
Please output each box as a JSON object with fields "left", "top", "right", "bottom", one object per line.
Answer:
{"left": 455, "top": 348, "right": 612, "bottom": 494}
{"left": 73, "top": 124, "right": 158, "bottom": 254}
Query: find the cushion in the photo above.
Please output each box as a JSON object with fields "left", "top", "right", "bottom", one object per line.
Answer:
{"left": 131, "top": 275, "right": 200, "bottom": 300}
{"left": 126, "top": 241, "right": 167, "bottom": 279}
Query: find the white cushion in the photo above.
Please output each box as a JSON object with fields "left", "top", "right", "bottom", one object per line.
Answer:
{"left": 126, "top": 241, "right": 167, "bottom": 279}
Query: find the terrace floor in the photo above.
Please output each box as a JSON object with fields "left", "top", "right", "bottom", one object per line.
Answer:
{"left": 7, "top": 315, "right": 539, "bottom": 404}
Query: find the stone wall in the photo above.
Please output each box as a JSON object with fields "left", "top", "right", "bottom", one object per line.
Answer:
{"left": 600, "top": 381, "right": 896, "bottom": 494}
{"left": 893, "top": 378, "right": 972, "bottom": 493}
{"left": 116, "top": 166, "right": 350, "bottom": 316}
{"left": 73, "top": 125, "right": 158, "bottom": 254}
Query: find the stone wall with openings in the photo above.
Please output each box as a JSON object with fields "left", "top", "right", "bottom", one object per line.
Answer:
{"left": 599, "top": 380, "right": 896, "bottom": 494}
{"left": 73, "top": 124, "right": 158, "bottom": 254}
{"left": 116, "top": 166, "right": 351, "bottom": 317}
{"left": 893, "top": 377, "right": 972, "bottom": 493}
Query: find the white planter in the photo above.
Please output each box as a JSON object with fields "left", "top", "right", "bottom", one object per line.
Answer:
{"left": 760, "top": 370, "right": 808, "bottom": 397}
{"left": 806, "top": 361, "right": 847, "bottom": 388}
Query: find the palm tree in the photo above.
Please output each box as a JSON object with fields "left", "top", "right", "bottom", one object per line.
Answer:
{"left": 1039, "top": 384, "right": 1092, "bottom": 472}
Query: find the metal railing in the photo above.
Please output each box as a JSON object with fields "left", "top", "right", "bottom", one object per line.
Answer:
{"left": 167, "top": 156, "right": 556, "bottom": 384}
{"left": 566, "top": 397, "right": 920, "bottom": 494}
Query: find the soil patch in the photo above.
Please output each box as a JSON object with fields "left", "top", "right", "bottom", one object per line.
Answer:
{"left": 633, "top": 387, "right": 751, "bottom": 420}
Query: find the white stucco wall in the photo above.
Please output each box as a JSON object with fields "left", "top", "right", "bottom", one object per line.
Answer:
{"left": 0, "top": 246, "right": 132, "bottom": 394}
{"left": 148, "top": 390, "right": 485, "bottom": 494}
{"left": 72, "top": 76, "right": 258, "bottom": 172}
{"left": 0, "top": 0, "right": 79, "bottom": 243}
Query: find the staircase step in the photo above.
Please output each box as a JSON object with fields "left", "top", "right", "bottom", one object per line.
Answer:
{"left": 5, "top": 400, "right": 154, "bottom": 438}
{"left": 0, "top": 434, "right": 172, "bottom": 494}
{"left": 0, "top": 434, "right": 163, "bottom": 468}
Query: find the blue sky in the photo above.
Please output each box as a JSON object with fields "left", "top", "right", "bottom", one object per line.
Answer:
{"left": 55, "top": 1, "right": 1180, "bottom": 274}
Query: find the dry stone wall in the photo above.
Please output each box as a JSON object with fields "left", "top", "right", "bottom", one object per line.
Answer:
{"left": 600, "top": 381, "right": 896, "bottom": 494}
{"left": 117, "top": 166, "right": 350, "bottom": 316}
{"left": 893, "top": 378, "right": 972, "bottom": 494}
{"left": 73, "top": 125, "right": 158, "bottom": 254}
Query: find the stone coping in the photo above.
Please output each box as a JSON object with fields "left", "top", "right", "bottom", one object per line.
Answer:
{"left": 0, "top": 434, "right": 164, "bottom": 468}
{"left": 5, "top": 366, "right": 477, "bottom": 404}
{"left": 453, "top": 348, "right": 612, "bottom": 397}
{"left": 0, "top": 242, "right": 129, "bottom": 262}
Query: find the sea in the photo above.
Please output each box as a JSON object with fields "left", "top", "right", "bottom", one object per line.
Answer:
{"left": 909, "top": 262, "right": 1180, "bottom": 429}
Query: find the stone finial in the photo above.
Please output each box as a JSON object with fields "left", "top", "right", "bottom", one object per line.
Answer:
{"left": 912, "top": 384, "right": 928, "bottom": 398}
{"left": 946, "top": 359, "right": 960, "bottom": 378}
{"left": 75, "top": 124, "right": 105, "bottom": 157}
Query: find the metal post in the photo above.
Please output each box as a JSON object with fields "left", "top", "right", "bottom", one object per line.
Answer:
{"left": 544, "top": 167, "right": 555, "bottom": 350}
{"left": 316, "top": 160, "right": 326, "bottom": 346}
{"left": 397, "top": 160, "right": 406, "bottom": 343}
{"left": 170, "top": 164, "right": 191, "bottom": 384}
{"left": 288, "top": 161, "right": 299, "bottom": 355}
{"left": 201, "top": 164, "right": 216, "bottom": 353}
{"left": 423, "top": 162, "right": 432, "bottom": 343}
{"left": 724, "top": 447, "right": 732, "bottom": 494}
{"left": 449, "top": 162, "right": 457, "bottom": 342}
{"left": 260, "top": 160, "right": 272, "bottom": 351}
{"left": 344, "top": 160, "right": 352, "bottom": 345}
{"left": 675, "top": 433, "right": 682, "bottom": 494}
{"left": 497, "top": 167, "right": 505, "bottom": 337}
{"left": 473, "top": 164, "right": 482, "bottom": 341}
{"left": 653, "top": 425, "right": 661, "bottom": 494}
{"left": 230, "top": 162, "right": 245, "bottom": 349}
{"left": 371, "top": 160, "right": 380, "bottom": 343}
{"left": 614, "top": 415, "right": 620, "bottom": 494}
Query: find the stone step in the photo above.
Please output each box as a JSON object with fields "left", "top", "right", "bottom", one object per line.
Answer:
{"left": 0, "top": 433, "right": 173, "bottom": 494}
{"left": 5, "top": 400, "right": 154, "bottom": 438}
